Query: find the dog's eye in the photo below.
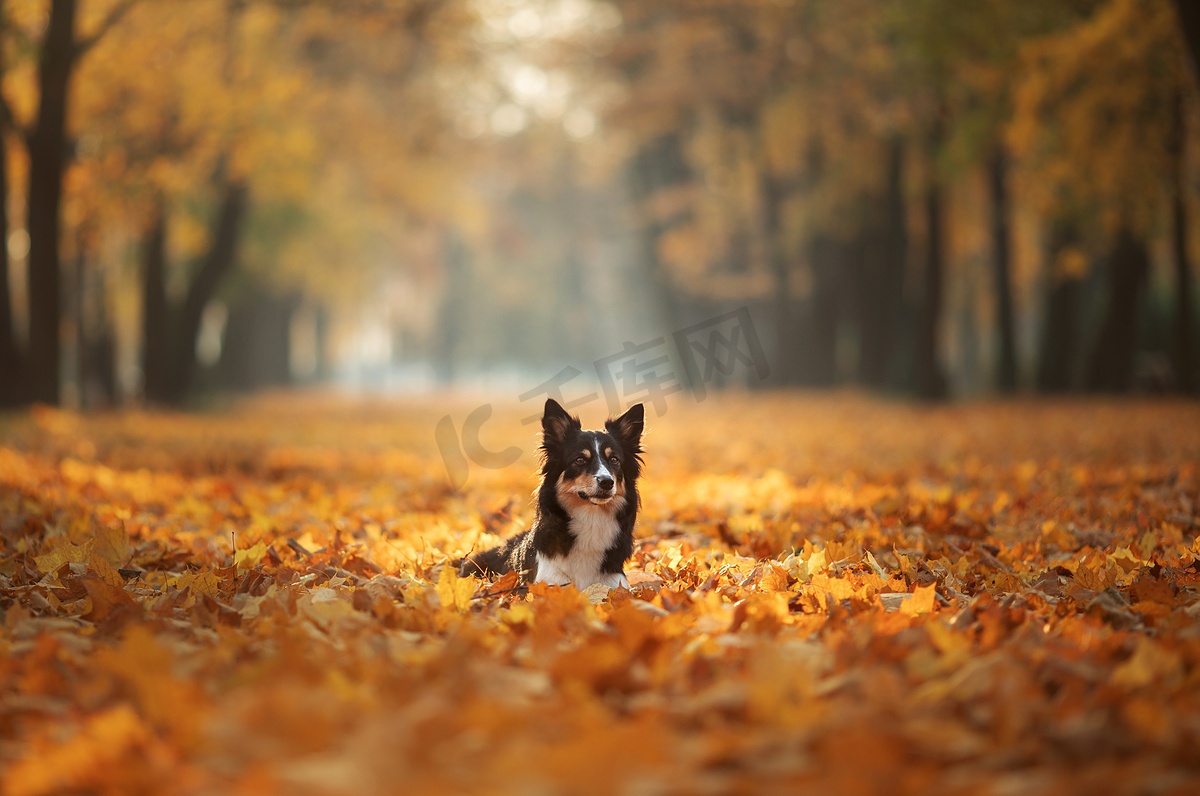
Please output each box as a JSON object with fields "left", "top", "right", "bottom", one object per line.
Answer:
{"left": 575, "top": 456, "right": 586, "bottom": 465}
{"left": 609, "top": 456, "right": 619, "bottom": 465}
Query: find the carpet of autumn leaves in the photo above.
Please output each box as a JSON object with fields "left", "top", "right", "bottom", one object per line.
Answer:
{"left": 2, "top": 392, "right": 1200, "bottom": 796}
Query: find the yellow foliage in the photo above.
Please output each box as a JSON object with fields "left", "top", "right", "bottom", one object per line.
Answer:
{"left": 436, "top": 562, "right": 478, "bottom": 612}
{"left": 1008, "top": 0, "right": 1186, "bottom": 230}
{"left": 234, "top": 541, "right": 268, "bottom": 571}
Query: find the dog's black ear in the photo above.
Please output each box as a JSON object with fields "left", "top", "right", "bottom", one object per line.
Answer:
{"left": 542, "top": 398, "right": 580, "bottom": 445}
{"left": 606, "top": 403, "right": 644, "bottom": 445}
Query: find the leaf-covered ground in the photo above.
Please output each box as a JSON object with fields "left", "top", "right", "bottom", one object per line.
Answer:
{"left": 2, "top": 393, "right": 1200, "bottom": 795}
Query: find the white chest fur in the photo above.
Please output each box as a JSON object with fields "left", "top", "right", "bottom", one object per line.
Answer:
{"left": 535, "top": 498, "right": 629, "bottom": 590}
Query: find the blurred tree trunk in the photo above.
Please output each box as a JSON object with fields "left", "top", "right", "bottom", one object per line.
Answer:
{"left": 314, "top": 304, "right": 331, "bottom": 381}
{"left": 69, "top": 225, "right": 85, "bottom": 405}
{"left": 433, "top": 227, "right": 468, "bottom": 384}
{"left": 141, "top": 202, "right": 170, "bottom": 403}
{"left": 1036, "top": 222, "right": 1083, "bottom": 392}
{"left": 1174, "top": 0, "right": 1200, "bottom": 79}
{"left": 161, "top": 180, "right": 247, "bottom": 402}
{"left": 805, "top": 234, "right": 841, "bottom": 386}
{"left": 259, "top": 294, "right": 299, "bottom": 388}
{"left": 0, "top": 128, "right": 19, "bottom": 405}
{"left": 1085, "top": 226, "right": 1149, "bottom": 392}
{"left": 83, "top": 267, "right": 117, "bottom": 407}
{"left": 989, "top": 146, "right": 1018, "bottom": 393}
{"left": 217, "top": 287, "right": 297, "bottom": 392}
{"left": 12, "top": 0, "right": 130, "bottom": 405}
{"left": 68, "top": 222, "right": 114, "bottom": 407}
{"left": 142, "top": 180, "right": 246, "bottom": 405}
{"left": 915, "top": 122, "right": 948, "bottom": 401}
{"left": 1037, "top": 282, "right": 1081, "bottom": 392}
{"left": 0, "top": 8, "right": 19, "bottom": 405}
{"left": 1173, "top": 0, "right": 1200, "bottom": 388}
{"left": 760, "top": 173, "right": 800, "bottom": 385}
{"left": 628, "top": 132, "right": 693, "bottom": 337}
{"left": 26, "top": 0, "right": 78, "bottom": 405}
{"left": 1169, "top": 85, "right": 1195, "bottom": 393}
{"left": 858, "top": 137, "right": 907, "bottom": 389}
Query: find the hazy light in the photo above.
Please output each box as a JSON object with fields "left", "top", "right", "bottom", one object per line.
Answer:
{"left": 196, "top": 300, "right": 228, "bottom": 367}
{"left": 490, "top": 102, "right": 529, "bottom": 136}
{"left": 590, "top": 2, "right": 621, "bottom": 30}
{"left": 290, "top": 305, "right": 319, "bottom": 380}
{"left": 557, "top": 0, "right": 591, "bottom": 28}
{"left": 7, "top": 229, "right": 29, "bottom": 260}
{"left": 359, "top": 321, "right": 392, "bottom": 364}
{"left": 535, "top": 70, "right": 571, "bottom": 117}
{"left": 508, "top": 8, "right": 541, "bottom": 38}
{"left": 512, "top": 64, "right": 548, "bottom": 102}
{"left": 563, "top": 107, "right": 596, "bottom": 139}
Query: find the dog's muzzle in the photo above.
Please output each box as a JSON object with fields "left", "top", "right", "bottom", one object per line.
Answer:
{"left": 578, "top": 477, "right": 616, "bottom": 504}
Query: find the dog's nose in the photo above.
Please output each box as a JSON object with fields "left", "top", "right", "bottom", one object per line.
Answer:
{"left": 598, "top": 477, "right": 614, "bottom": 492}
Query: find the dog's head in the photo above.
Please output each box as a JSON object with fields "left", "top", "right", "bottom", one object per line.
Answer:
{"left": 540, "top": 399, "right": 644, "bottom": 509}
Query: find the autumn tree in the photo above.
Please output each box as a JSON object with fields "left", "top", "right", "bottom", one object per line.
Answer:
{"left": 603, "top": 0, "right": 910, "bottom": 388}
{"left": 598, "top": 0, "right": 1197, "bottom": 398}
{"left": 876, "top": 0, "right": 1052, "bottom": 399}
{"left": 1170, "top": 0, "right": 1198, "bottom": 392}
{"left": 1011, "top": 0, "right": 1194, "bottom": 393}
{"left": 65, "top": 0, "right": 473, "bottom": 403}
{"left": 0, "top": 0, "right": 135, "bottom": 406}
{"left": 930, "top": 1, "right": 1077, "bottom": 394}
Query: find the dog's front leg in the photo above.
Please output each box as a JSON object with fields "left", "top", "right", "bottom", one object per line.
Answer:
{"left": 533, "top": 553, "right": 573, "bottom": 586}
{"left": 600, "top": 571, "right": 629, "bottom": 589}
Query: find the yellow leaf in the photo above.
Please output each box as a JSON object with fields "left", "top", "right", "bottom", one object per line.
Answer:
{"left": 35, "top": 539, "right": 91, "bottom": 574}
{"left": 786, "top": 548, "right": 828, "bottom": 583}
{"left": 436, "top": 565, "right": 476, "bottom": 612}
{"left": 500, "top": 601, "right": 535, "bottom": 627}
{"left": 758, "top": 561, "right": 790, "bottom": 592}
{"left": 900, "top": 584, "right": 937, "bottom": 617}
{"left": 171, "top": 571, "right": 222, "bottom": 608}
{"left": 234, "top": 541, "right": 268, "bottom": 571}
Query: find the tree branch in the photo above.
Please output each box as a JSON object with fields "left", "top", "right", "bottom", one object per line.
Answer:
{"left": 73, "top": 0, "right": 139, "bottom": 59}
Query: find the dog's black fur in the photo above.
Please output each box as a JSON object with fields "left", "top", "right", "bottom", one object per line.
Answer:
{"left": 458, "top": 399, "right": 643, "bottom": 588}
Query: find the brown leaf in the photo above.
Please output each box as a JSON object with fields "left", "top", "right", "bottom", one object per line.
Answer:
{"left": 81, "top": 576, "right": 137, "bottom": 622}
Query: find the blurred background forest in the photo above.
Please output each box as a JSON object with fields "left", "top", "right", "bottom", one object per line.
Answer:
{"left": 0, "top": 0, "right": 1198, "bottom": 408}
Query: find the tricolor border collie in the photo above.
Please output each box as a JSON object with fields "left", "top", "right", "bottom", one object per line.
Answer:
{"left": 459, "top": 399, "right": 644, "bottom": 590}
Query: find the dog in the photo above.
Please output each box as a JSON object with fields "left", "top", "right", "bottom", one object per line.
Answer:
{"left": 458, "top": 398, "right": 644, "bottom": 590}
